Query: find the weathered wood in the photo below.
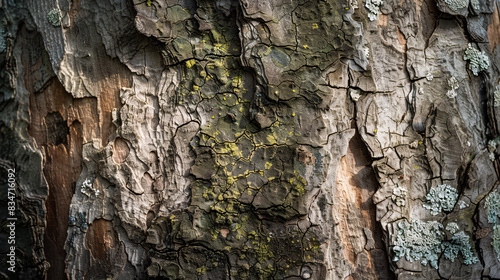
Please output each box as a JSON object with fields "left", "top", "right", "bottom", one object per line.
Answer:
{"left": 1, "top": 0, "right": 499, "bottom": 279}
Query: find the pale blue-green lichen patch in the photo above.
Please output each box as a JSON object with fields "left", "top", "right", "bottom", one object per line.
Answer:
{"left": 393, "top": 220, "right": 479, "bottom": 269}
{"left": 464, "top": 43, "right": 489, "bottom": 76}
{"left": 446, "top": 222, "right": 459, "bottom": 234}
{"left": 423, "top": 184, "right": 458, "bottom": 215}
{"left": 485, "top": 190, "right": 500, "bottom": 262}
{"left": 47, "top": 9, "right": 61, "bottom": 27}
{"left": 485, "top": 190, "right": 500, "bottom": 224}
{"left": 488, "top": 138, "right": 500, "bottom": 161}
{"left": 393, "top": 220, "right": 444, "bottom": 268}
{"left": 442, "top": 231, "right": 479, "bottom": 265}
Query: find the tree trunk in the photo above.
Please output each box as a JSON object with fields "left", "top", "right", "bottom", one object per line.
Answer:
{"left": 1, "top": 0, "right": 499, "bottom": 279}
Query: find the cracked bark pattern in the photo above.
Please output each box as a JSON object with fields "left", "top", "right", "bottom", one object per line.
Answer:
{"left": 0, "top": 0, "right": 499, "bottom": 279}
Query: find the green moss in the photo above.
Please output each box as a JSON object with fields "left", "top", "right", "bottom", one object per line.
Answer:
{"left": 166, "top": 5, "right": 192, "bottom": 23}
{"left": 145, "top": 2, "right": 328, "bottom": 277}
{"left": 172, "top": 37, "right": 194, "bottom": 61}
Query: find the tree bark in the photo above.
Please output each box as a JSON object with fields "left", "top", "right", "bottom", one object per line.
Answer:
{"left": 1, "top": 0, "right": 499, "bottom": 279}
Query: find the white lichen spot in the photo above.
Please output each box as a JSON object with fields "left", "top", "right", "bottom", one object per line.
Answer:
{"left": 423, "top": 184, "right": 458, "bottom": 215}
{"left": 80, "top": 178, "right": 99, "bottom": 197}
{"left": 491, "top": 138, "right": 500, "bottom": 148}
{"left": 464, "top": 43, "right": 490, "bottom": 76}
{"left": 351, "top": 0, "right": 359, "bottom": 9}
{"left": 446, "top": 76, "right": 459, "bottom": 98}
{"left": 392, "top": 184, "right": 407, "bottom": 207}
{"left": 489, "top": 139, "right": 499, "bottom": 150}
{"left": 426, "top": 72, "right": 434, "bottom": 81}
{"left": 446, "top": 222, "right": 459, "bottom": 234}
{"left": 458, "top": 200, "right": 469, "bottom": 209}
{"left": 112, "top": 108, "right": 119, "bottom": 123}
{"left": 418, "top": 87, "right": 424, "bottom": 95}
{"left": 488, "top": 137, "right": 500, "bottom": 161}
{"left": 365, "top": 0, "right": 383, "bottom": 21}
{"left": 363, "top": 47, "right": 370, "bottom": 59}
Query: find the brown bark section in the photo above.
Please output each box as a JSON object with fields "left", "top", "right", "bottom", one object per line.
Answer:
{"left": 98, "top": 72, "right": 126, "bottom": 146}
{"left": 21, "top": 23, "right": 131, "bottom": 277}
{"left": 488, "top": 4, "right": 500, "bottom": 51}
{"left": 27, "top": 77, "right": 82, "bottom": 280}
{"left": 84, "top": 219, "right": 127, "bottom": 278}
{"left": 336, "top": 130, "right": 391, "bottom": 279}
{"left": 112, "top": 137, "right": 130, "bottom": 164}
{"left": 27, "top": 79, "right": 128, "bottom": 279}
{"left": 85, "top": 219, "right": 117, "bottom": 261}
{"left": 18, "top": 25, "right": 82, "bottom": 279}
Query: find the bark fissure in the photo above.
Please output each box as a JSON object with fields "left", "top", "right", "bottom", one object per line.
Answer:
{"left": 1, "top": 0, "right": 500, "bottom": 279}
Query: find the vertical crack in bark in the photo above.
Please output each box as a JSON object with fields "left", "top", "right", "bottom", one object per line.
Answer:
{"left": 27, "top": 77, "right": 85, "bottom": 280}
{"left": 20, "top": 15, "right": 131, "bottom": 277}
{"left": 17, "top": 24, "right": 79, "bottom": 279}
{"left": 337, "top": 101, "right": 395, "bottom": 279}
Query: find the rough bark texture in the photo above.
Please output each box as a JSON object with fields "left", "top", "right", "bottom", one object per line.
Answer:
{"left": 0, "top": 0, "right": 499, "bottom": 279}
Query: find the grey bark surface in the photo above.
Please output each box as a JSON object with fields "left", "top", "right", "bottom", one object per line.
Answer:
{"left": 0, "top": 0, "right": 499, "bottom": 279}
